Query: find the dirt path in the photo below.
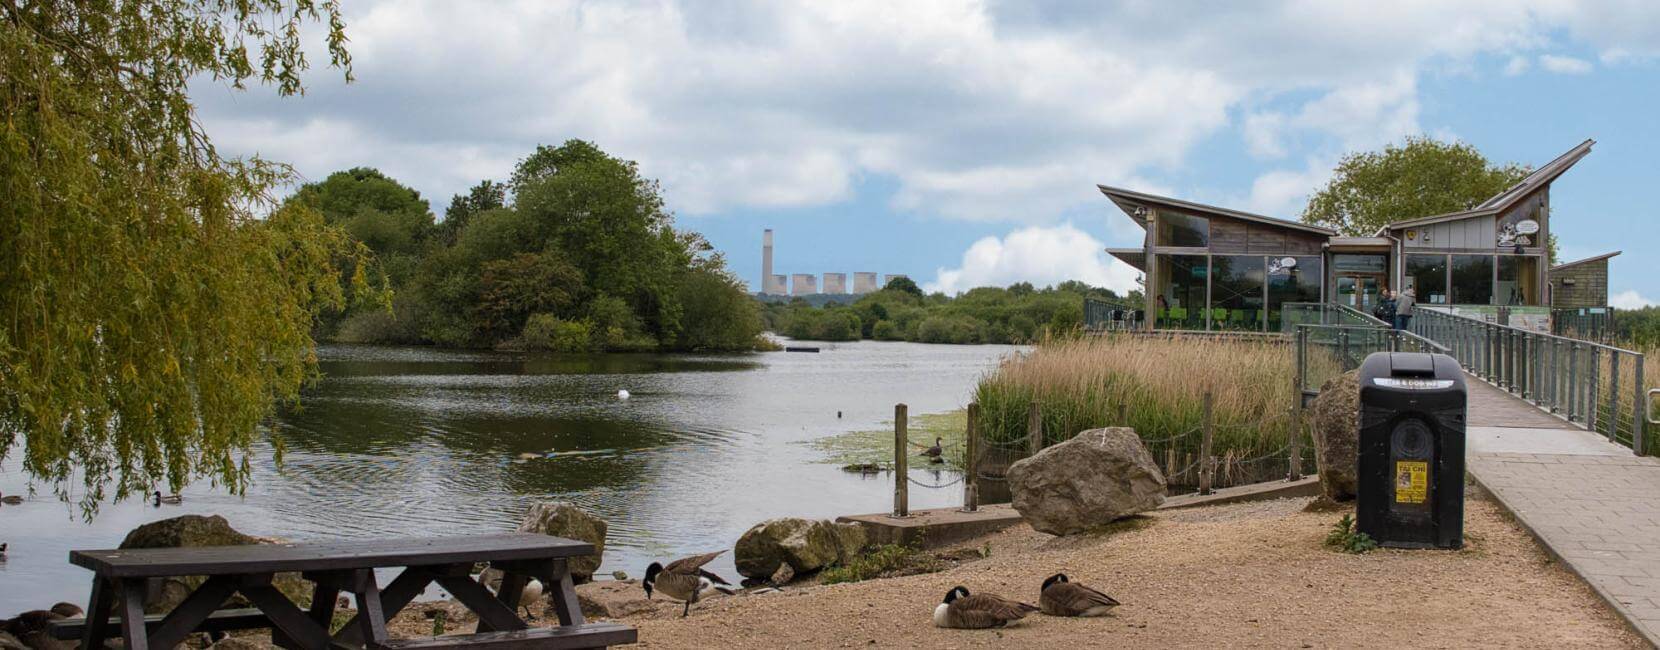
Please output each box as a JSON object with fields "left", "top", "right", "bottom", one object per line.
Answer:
{"left": 611, "top": 493, "right": 1638, "bottom": 649}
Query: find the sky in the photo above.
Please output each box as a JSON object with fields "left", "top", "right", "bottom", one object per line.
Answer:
{"left": 197, "top": 1, "right": 1660, "bottom": 307}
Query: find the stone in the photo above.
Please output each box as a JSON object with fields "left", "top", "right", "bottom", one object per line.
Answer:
{"left": 1006, "top": 427, "right": 1166, "bottom": 536}
{"left": 769, "top": 562, "right": 795, "bottom": 585}
{"left": 1310, "top": 370, "right": 1361, "bottom": 501}
{"left": 118, "top": 515, "right": 309, "bottom": 614}
{"left": 610, "top": 571, "right": 629, "bottom": 581}
{"left": 513, "top": 502, "right": 607, "bottom": 583}
{"left": 733, "top": 518, "right": 867, "bottom": 579}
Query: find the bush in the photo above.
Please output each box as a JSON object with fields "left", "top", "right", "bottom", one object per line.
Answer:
{"left": 518, "top": 314, "right": 592, "bottom": 352}
{"left": 871, "top": 320, "right": 902, "bottom": 341}
{"left": 1324, "top": 514, "right": 1377, "bottom": 553}
{"left": 916, "top": 315, "right": 981, "bottom": 344}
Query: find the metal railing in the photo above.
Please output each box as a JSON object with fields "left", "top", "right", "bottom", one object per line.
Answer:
{"left": 1084, "top": 297, "right": 1143, "bottom": 331}
{"left": 1281, "top": 302, "right": 1390, "bottom": 333}
{"left": 1552, "top": 306, "right": 1616, "bottom": 343}
{"left": 1411, "top": 307, "right": 1649, "bottom": 453}
{"left": 1294, "top": 323, "right": 1448, "bottom": 405}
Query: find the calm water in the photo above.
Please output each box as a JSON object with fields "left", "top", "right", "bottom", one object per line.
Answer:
{"left": 0, "top": 340, "right": 1016, "bottom": 614}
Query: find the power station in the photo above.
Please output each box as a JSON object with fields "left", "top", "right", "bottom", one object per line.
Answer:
{"left": 758, "top": 229, "right": 898, "bottom": 297}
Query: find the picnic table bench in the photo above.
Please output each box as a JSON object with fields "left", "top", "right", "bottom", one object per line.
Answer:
{"left": 52, "top": 533, "right": 636, "bottom": 650}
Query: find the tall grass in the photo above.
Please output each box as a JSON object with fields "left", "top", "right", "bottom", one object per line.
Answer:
{"left": 974, "top": 333, "right": 1299, "bottom": 480}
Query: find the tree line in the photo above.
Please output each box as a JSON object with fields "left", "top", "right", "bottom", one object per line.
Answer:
{"left": 761, "top": 278, "right": 1134, "bottom": 344}
{"left": 294, "top": 141, "right": 766, "bottom": 353}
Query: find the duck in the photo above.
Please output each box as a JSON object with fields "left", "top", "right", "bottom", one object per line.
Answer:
{"left": 1039, "top": 573, "right": 1120, "bottom": 617}
{"left": 0, "top": 542, "right": 8, "bottom": 560}
{"left": 643, "top": 550, "right": 739, "bottom": 617}
{"left": 152, "top": 491, "right": 183, "bottom": 506}
{"left": 922, "top": 437, "right": 944, "bottom": 463}
{"left": 517, "top": 577, "right": 544, "bottom": 620}
{"left": 0, "top": 491, "right": 22, "bottom": 505}
{"left": 617, "top": 389, "right": 631, "bottom": 400}
{"left": 932, "top": 586, "right": 1037, "bottom": 629}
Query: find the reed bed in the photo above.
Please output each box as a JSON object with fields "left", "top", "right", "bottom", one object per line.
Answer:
{"left": 973, "top": 333, "right": 1300, "bottom": 484}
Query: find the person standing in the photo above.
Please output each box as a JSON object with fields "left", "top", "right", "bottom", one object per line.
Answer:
{"left": 1374, "top": 288, "right": 1397, "bottom": 326}
{"left": 1395, "top": 288, "right": 1416, "bottom": 331}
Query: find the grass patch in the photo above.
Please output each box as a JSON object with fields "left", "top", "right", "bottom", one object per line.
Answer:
{"left": 1323, "top": 514, "right": 1378, "bottom": 554}
{"left": 810, "top": 410, "right": 968, "bottom": 469}
{"left": 820, "top": 544, "right": 936, "bottom": 585}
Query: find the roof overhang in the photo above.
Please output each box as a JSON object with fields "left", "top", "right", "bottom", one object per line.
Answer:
{"left": 1377, "top": 139, "right": 1595, "bottom": 235}
{"left": 1326, "top": 237, "right": 1394, "bottom": 252}
{"left": 1551, "top": 250, "right": 1621, "bottom": 271}
{"left": 1105, "top": 248, "right": 1147, "bottom": 271}
{"left": 1098, "top": 184, "right": 1337, "bottom": 237}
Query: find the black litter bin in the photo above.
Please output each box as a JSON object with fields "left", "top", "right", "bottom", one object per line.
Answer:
{"left": 1356, "top": 351, "right": 1467, "bottom": 549}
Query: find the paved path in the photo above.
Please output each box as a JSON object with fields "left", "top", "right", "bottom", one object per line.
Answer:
{"left": 1463, "top": 377, "right": 1660, "bottom": 647}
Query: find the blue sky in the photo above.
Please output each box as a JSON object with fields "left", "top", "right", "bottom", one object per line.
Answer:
{"left": 198, "top": 2, "right": 1660, "bottom": 307}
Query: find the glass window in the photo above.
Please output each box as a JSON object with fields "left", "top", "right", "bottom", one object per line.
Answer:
{"left": 1155, "top": 254, "right": 1208, "bottom": 330}
{"left": 1268, "top": 256, "right": 1322, "bottom": 332}
{"left": 1451, "top": 255, "right": 1494, "bottom": 305}
{"left": 1157, "top": 211, "right": 1210, "bottom": 247}
{"left": 1211, "top": 255, "right": 1265, "bottom": 331}
{"left": 1496, "top": 255, "right": 1540, "bottom": 306}
{"left": 1405, "top": 254, "right": 1448, "bottom": 305}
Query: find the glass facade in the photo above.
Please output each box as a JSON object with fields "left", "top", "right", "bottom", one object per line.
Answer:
{"left": 1496, "top": 255, "right": 1539, "bottom": 306}
{"left": 1405, "top": 254, "right": 1448, "bottom": 305}
{"left": 1157, "top": 211, "right": 1210, "bottom": 247}
{"left": 1211, "top": 256, "right": 1265, "bottom": 331}
{"left": 1450, "top": 254, "right": 1495, "bottom": 305}
{"left": 1268, "top": 256, "right": 1322, "bottom": 331}
{"left": 1155, "top": 254, "right": 1208, "bottom": 329}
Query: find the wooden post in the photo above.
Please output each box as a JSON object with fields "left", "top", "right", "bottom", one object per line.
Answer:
{"left": 893, "top": 403, "right": 908, "bottom": 517}
{"left": 963, "top": 402, "right": 980, "bottom": 512}
{"left": 1117, "top": 403, "right": 1129, "bottom": 426}
{"left": 1027, "top": 402, "right": 1043, "bottom": 457}
{"left": 1288, "top": 405, "right": 1304, "bottom": 481}
{"left": 1198, "top": 392, "right": 1215, "bottom": 495}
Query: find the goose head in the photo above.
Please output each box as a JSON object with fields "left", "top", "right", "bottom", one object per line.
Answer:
{"left": 642, "top": 562, "right": 663, "bottom": 599}
{"left": 942, "top": 585, "right": 970, "bottom": 604}
{"left": 1041, "top": 573, "right": 1069, "bottom": 591}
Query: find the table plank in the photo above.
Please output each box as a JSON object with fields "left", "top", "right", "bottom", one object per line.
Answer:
{"left": 70, "top": 534, "right": 593, "bottom": 578}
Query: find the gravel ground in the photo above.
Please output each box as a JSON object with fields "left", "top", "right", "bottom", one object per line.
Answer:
{"left": 612, "top": 493, "right": 1639, "bottom": 649}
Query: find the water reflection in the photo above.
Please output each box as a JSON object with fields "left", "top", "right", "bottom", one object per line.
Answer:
{"left": 0, "top": 340, "right": 1016, "bottom": 614}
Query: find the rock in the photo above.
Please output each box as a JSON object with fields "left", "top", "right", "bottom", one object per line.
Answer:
{"left": 610, "top": 571, "right": 629, "bottom": 581}
{"left": 0, "top": 631, "right": 23, "bottom": 650}
{"left": 1006, "top": 427, "right": 1166, "bottom": 536}
{"left": 769, "top": 562, "right": 795, "bottom": 585}
{"left": 733, "top": 518, "right": 867, "bottom": 579}
{"left": 513, "top": 502, "right": 607, "bottom": 583}
{"left": 1310, "top": 370, "right": 1361, "bottom": 501}
{"left": 118, "top": 515, "right": 309, "bottom": 614}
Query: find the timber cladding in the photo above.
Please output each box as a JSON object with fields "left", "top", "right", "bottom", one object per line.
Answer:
{"left": 1207, "top": 213, "right": 1324, "bottom": 255}
{"left": 1550, "top": 257, "right": 1610, "bottom": 308}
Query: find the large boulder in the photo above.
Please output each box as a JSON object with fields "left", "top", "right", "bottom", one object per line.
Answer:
{"left": 1310, "top": 370, "right": 1360, "bottom": 501}
{"left": 514, "top": 502, "right": 607, "bottom": 583}
{"left": 733, "top": 518, "right": 866, "bottom": 579}
{"left": 119, "top": 515, "right": 309, "bottom": 614}
{"left": 1006, "top": 427, "right": 1166, "bottom": 536}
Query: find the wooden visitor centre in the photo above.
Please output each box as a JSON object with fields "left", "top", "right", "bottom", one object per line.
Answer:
{"left": 1101, "top": 139, "right": 1617, "bottom": 333}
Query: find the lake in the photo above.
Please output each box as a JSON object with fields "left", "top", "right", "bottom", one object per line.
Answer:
{"left": 0, "top": 340, "right": 1018, "bottom": 615}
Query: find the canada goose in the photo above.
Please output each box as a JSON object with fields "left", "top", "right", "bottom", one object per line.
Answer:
{"left": 152, "top": 491, "right": 182, "bottom": 506}
{"left": 932, "top": 586, "right": 1037, "bottom": 629}
{"left": 923, "top": 437, "right": 944, "bottom": 463}
{"left": 643, "top": 550, "right": 738, "bottom": 617}
{"left": 0, "top": 492, "right": 21, "bottom": 505}
{"left": 518, "top": 578, "right": 544, "bottom": 620}
{"left": 1039, "top": 573, "right": 1120, "bottom": 617}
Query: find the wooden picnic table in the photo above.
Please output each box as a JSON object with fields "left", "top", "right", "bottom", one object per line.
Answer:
{"left": 60, "top": 533, "right": 636, "bottom": 650}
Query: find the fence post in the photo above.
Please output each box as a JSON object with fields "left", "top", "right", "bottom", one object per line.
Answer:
{"left": 1288, "top": 405, "right": 1304, "bottom": 482}
{"left": 1636, "top": 355, "right": 1647, "bottom": 456}
{"left": 1028, "top": 402, "right": 1043, "bottom": 457}
{"left": 1198, "top": 392, "right": 1215, "bottom": 495}
{"left": 893, "top": 403, "right": 908, "bottom": 517}
{"left": 1118, "top": 403, "right": 1129, "bottom": 426}
{"left": 1609, "top": 352, "right": 1622, "bottom": 441}
{"left": 963, "top": 402, "right": 980, "bottom": 512}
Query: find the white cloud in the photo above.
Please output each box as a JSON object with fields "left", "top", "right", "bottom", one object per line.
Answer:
{"left": 1610, "top": 290, "right": 1656, "bottom": 310}
{"left": 926, "top": 224, "right": 1140, "bottom": 295}
{"left": 1503, "top": 56, "right": 1532, "bottom": 76}
{"left": 1539, "top": 54, "right": 1593, "bottom": 74}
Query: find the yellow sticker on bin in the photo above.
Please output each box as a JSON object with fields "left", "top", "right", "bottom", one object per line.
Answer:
{"left": 1395, "top": 460, "right": 1428, "bottom": 504}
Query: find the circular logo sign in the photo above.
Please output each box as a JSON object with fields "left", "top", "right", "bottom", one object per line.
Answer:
{"left": 1515, "top": 219, "right": 1540, "bottom": 235}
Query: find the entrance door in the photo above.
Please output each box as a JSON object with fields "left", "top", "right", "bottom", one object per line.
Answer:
{"left": 1336, "top": 275, "right": 1382, "bottom": 312}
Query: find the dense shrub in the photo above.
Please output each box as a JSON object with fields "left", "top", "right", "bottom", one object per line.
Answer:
{"left": 518, "top": 314, "right": 592, "bottom": 352}
{"left": 759, "top": 281, "right": 1133, "bottom": 346}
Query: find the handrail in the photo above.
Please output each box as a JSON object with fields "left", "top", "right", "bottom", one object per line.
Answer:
{"left": 1410, "top": 306, "right": 1647, "bottom": 454}
{"left": 1649, "top": 388, "right": 1659, "bottom": 426}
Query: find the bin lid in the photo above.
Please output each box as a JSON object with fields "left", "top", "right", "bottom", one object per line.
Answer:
{"left": 1388, "top": 352, "right": 1436, "bottom": 378}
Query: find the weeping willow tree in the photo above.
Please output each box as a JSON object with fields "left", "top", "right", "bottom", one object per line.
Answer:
{"left": 0, "top": 1, "right": 380, "bottom": 515}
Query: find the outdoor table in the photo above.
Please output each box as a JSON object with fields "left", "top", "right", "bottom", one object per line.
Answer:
{"left": 62, "top": 533, "right": 636, "bottom": 649}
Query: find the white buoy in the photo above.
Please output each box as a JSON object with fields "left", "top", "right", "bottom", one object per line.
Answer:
{"left": 617, "top": 389, "right": 631, "bottom": 400}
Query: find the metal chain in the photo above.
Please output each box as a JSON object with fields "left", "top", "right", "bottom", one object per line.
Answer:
{"left": 906, "top": 475, "right": 965, "bottom": 489}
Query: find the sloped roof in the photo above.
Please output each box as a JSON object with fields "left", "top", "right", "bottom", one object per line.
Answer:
{"left": 1378, "top": 139, "right": 1595, "bottom": 234}
{"left": 1105, "top": 248, "right": 1147, "bottom": 271}
{"left": 1551, "top": 250, "right": 1621, "bottom": 271}
{"left": 1097, "top": 185, "right": 1337, "bottom": 236}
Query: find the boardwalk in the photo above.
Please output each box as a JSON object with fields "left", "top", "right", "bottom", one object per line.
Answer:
{"left": 1464, "top": 377, "right": 1660, "bottom": 647}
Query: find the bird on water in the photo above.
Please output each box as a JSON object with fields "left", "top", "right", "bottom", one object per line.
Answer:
{"left": 932, "top": 586, "right": 1037, "bottom": 629}
{"left": 643, "top": 550, "right": 739, "bottom": 617}
{"left": 1038, "top": 573, "right": 1120, "bottom": 617}
{"left": 922, "top": 437, "right": 944, "bottom": 463}
{"left": 152, "top": 491, "right": 182, "bottom": 506}
{"left": 0, "top": 491, "right": 22, "bottom": 505}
